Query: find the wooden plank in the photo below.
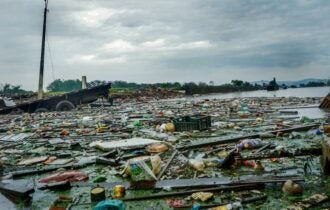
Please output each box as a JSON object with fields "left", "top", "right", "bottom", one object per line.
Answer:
{"left": 157, "top": 150, "right": 178, "bottom": 180}
{"left": 72, "top": 175, "right": 304, "bottom": 190}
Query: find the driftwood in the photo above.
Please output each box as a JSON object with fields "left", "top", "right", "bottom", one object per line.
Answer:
{"left": 157, "top": 150, "right": 178, "bottom": 180}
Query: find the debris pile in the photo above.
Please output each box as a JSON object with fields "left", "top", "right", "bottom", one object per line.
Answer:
{"left": 0, "top": 96, "right": 329, "bottom": 209}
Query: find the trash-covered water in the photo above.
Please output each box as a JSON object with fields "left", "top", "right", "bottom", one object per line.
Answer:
{"left": 0, "top": 95, "right": 330, "bottom": 209}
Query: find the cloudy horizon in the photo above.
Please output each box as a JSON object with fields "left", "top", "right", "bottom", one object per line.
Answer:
{"left": 0, "top": 0, "right": 329, "bottom": 91}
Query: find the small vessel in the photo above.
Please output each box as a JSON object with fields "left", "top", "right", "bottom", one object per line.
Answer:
{"left": 266, "top": 77, "right": 279, "bottom": 91}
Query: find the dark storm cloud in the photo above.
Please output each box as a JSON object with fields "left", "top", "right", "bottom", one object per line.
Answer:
{"left": 0, "top": 0, "right": 329, "bottom": 90}
{"left": 164, "top": 41, "right": 316, "bottom": 69}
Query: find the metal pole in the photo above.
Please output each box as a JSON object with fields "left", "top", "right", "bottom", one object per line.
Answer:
{"left": 38, "top": 0, "right": 48, "bottom": 99}
{"left": 82, "top": 76, "right": 87, "bottom": 89}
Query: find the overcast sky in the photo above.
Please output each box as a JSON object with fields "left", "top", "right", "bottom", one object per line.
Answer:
{"left": 0, "top": 0, "right": 329, "bottom": 90}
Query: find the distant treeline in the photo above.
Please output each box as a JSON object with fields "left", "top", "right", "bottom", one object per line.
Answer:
{"left": 1, "top": 78, "right": 328, "bottom": 95}
{"left": 298, "top": 81, "right": 329, "bottom": 88}
{"left": 45, "top": 79, "right": 262, "bottom": 95}
{"left": 45, "top": 79, "right": 330, "bottom": 95}
{"left": 182, "top": 81, "right": 261, "bottom": 95}
{"left": 111, "top": 80, "right": 262, "bottom": 95}
{"left": 0, "top": 83, "right": 33, "bottom": 96}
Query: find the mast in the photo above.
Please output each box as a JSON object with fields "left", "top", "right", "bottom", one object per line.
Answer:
{"left": 37, "top": 0, "right": 48, "bottom": 99}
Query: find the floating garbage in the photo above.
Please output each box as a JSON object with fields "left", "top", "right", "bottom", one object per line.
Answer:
{"left": 0, "top": 93, "right": 328, "bottom": 209}
{"left": 147, "top": 143, "right": 169, "bottom": 153}
{"left": 123, "top": 155, "right": 162, "bottom": 181}
{"left": 94, "top": 200, "right": 125, "bottom": 210}
{"left": 91, "top": 138, "right": 160, "bottom": 151}
{"left": 17, "top": 156, "right": 49, "bottom": 166}
{"left": 236, "top": 139, "right": 263, "bottom": 150}
{"left": 282, "top": 180, "right": 303, "bottom": 195}
{"left": 191, "top": 192, "right": 214, "bottom": 202}
{"left": 91, "top": 186, "right": 106, "bottom": 202}
{"left": 189, "top": 159, "right": 205, "bottom": 171}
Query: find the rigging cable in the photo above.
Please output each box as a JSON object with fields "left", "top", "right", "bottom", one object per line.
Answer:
{"left": 46, "top": 28, "right": 55, "bottom": 81}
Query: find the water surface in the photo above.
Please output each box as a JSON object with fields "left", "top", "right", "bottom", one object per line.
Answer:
{"left": 193, "top": 86, "right": 330, "bottom": 100}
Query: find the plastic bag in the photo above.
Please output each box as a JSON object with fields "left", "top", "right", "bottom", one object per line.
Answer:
{"left": 189, "top": 159, "right": 205, "bottom": 171}
{"left": 236, "top": 138, "right": 263, "bottom": 150}
{"left": 191, "top": 192, "right": 214, "bottom": 201}
{"left": 210, "top": 201, "right": 243, "bottom": 210}
{"left": 94, "top": 200, "right": 125, "bottom": 210}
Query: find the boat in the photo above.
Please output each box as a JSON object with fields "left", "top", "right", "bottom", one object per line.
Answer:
{"left": 266, "top": 78, "right": 279, "bottom": 91}
{"left": 0, "top": 1, "right": 112, "bottom": 114}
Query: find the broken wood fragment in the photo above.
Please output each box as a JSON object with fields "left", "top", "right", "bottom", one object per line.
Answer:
{"left": 254, "top": 143, "right": 272, "bottom": 154}
{"left": 157, "top": 150, "right": 178, "bottom": 180}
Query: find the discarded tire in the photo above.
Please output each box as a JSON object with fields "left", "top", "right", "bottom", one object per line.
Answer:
{"left": 34, "top": 108, "right": 49, "bottom": 113}
{"left": 56, "top": 100, "right": 75, "bottom": 111}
